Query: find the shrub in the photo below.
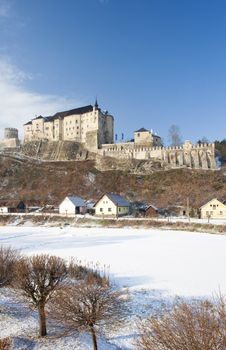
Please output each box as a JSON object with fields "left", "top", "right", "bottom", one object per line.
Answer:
{"left": 0, "top": 338, "right": 11, "bottom": 350}
{"left": 137, "top": 296, "right": 226, "bottom": 350}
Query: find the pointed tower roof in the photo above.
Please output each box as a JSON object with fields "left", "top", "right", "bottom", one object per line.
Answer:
{"left": 95, "top": 98, "right": 98, "bottom": 108}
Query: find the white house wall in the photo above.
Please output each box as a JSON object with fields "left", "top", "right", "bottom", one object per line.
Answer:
{"left": 200, "top": 199, "right": 226, "bottom": 219}
{"left": 59, "top": 198, "right": 76, "bottom": 215}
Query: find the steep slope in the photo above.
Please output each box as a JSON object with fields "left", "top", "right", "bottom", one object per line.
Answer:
{"left": 0, "top": 153, "right": 226, "bottom": 208}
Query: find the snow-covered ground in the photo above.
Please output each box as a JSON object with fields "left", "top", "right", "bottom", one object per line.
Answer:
{"left": 0, "top": 226, "right": 226, "bottom": 349}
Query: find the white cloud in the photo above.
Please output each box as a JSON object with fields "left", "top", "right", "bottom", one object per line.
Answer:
{"left": 0, "top": 58, "right": 81, "bottom": 139}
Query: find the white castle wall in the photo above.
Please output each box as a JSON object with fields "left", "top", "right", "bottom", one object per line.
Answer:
{"left": 99, "top": 141, "right": 216, "bottom": 169}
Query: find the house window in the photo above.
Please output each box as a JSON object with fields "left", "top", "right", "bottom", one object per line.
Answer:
{"left": 100, "top": 208, "right": 103, "bottom": 212}
{"left": 118, "top": 208, "right": 121, "bottom": 212}
{"left": 108, "top": 208, "right": 112, "bottom": 212}
{"left": 137, "top": 133, "right": 140, "bottom": 137}
{"left": 213, "top": 205, "right": 216, "bottom": 210}
{"left": 220, "top": 211, "right": 223, "bottom": 215}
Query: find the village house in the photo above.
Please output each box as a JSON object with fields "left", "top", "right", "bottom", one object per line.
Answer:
{"left": 200, "top": 198, "right": 226, "bottom": 219}
{"left": 0, "top": 201, "right": 26, "bottom": 213}
{"left": 59, "top": 196, "right": 86, "bottom": 215}
{"left": 94, "top": 193, "right": 130, "bottom": 217}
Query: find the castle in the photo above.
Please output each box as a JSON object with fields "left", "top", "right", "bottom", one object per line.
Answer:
{"left": 23, "top": 101, "right": 114, "bottom": 151}
{"left": 0, "top": 101, "right": 216, "bottom": 169}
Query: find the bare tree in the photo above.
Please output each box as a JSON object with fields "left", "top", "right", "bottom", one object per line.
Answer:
{"left": 49, "top": 276, "right": 126, "bottom": 350}
{"left": 168, "top": 124, "right": 182, "bottom": 146}
{"left": 14, "top": 254, "right": 67, "bottom": 337}
{"left": 0, "top": 246, "right": 19, "bottom": 288}
{"left": 137, "top": 296, "right": 226, "bottom": 350}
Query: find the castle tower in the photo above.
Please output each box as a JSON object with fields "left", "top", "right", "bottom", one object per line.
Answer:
{"left": 4, "top": 127, "right": 18, "bottom": 139}
{"left": 3, "top": 128, "right": 20, "bottom": 148}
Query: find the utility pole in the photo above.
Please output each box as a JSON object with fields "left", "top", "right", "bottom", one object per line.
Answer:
{"left": 187, "top": 197, "right": 190, "bottom": 222}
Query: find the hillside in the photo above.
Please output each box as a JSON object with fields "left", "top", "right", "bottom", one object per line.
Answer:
{"left": 0, "top": 152, "right": 226, "bottom": 209}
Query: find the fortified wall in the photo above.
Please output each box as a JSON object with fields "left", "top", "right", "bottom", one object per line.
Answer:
{"left": 99, "top": 141, "right": 216, "bottom": 170}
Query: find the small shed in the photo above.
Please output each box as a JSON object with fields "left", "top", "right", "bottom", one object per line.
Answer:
{"left": 59, "top": 196, "right": 86, "bottom": 215}
{"left": 0, "top": 200, "right": 26, "bottom": 213}
{"left": 144, "top": 204, "right": 159, "bottom": 218}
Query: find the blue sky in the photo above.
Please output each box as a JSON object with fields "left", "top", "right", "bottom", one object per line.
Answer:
{"left": 0, "top": 0, "right": 226, "bottom": 143}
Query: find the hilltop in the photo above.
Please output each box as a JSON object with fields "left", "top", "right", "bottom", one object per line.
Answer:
{"left": 0, "top": 152, "right": 225, "bottom": 209}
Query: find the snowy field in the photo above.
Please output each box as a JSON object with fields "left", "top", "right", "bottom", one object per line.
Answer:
{"left": 0, "top": 226, "right": 226, "bottom": 349}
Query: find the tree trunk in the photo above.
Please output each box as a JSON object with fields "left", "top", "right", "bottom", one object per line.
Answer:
{"left": 90, "top": 326, "right": 98, "bottom": 350}
{"left": 38, "top": 304, "right": 47, "bottom": 337}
